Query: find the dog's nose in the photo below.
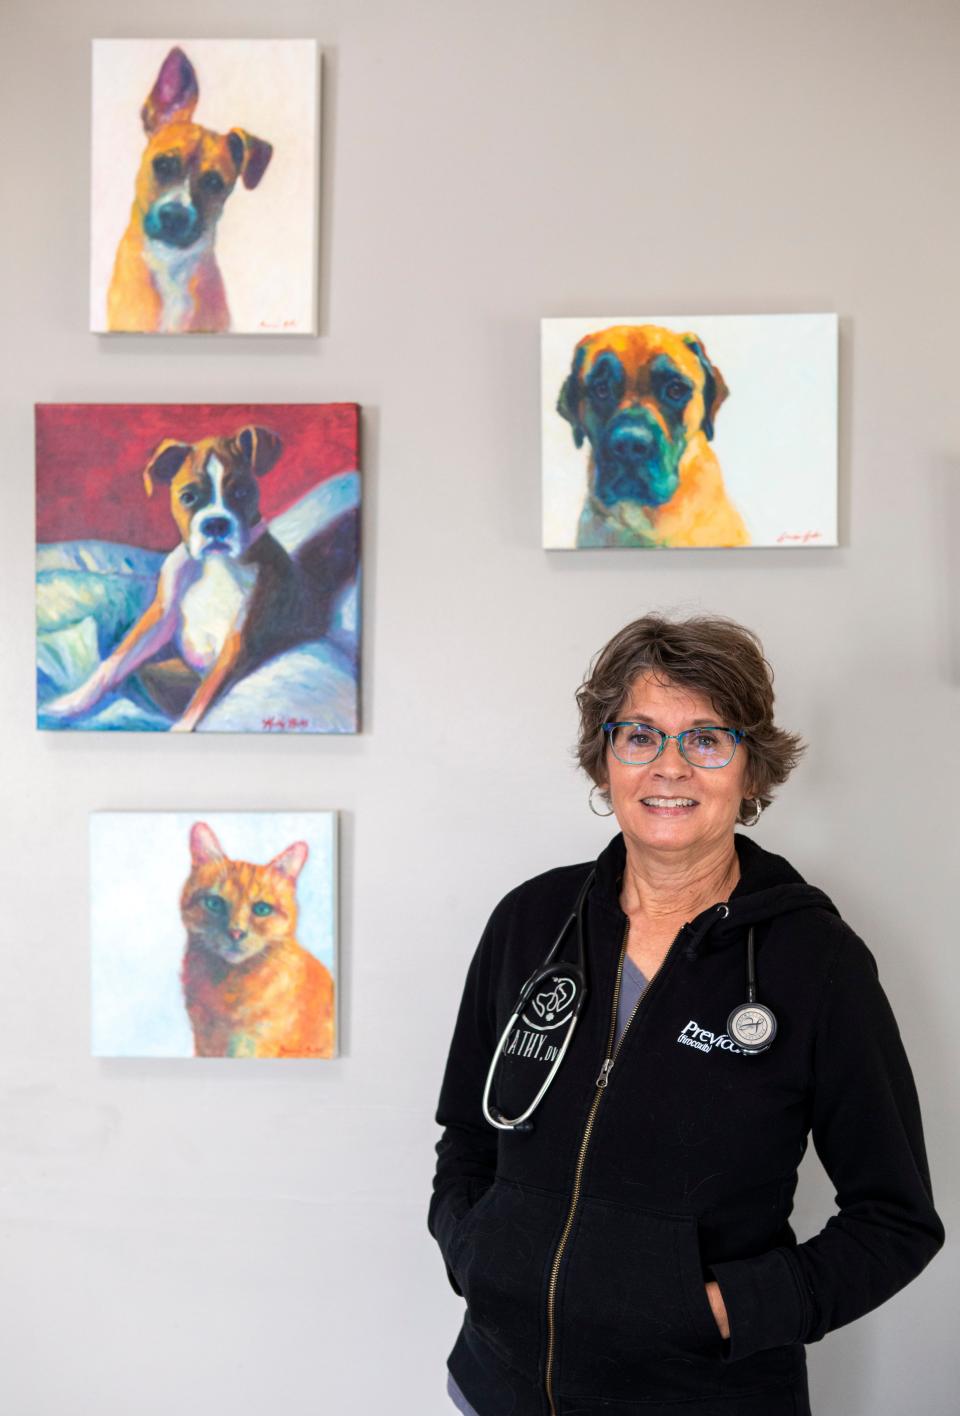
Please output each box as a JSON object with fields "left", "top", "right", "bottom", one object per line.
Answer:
{"left": 201, "top": 516, "right": 231, "bottom": 539}
{"left": 607, "top": 423, "right": 658, "bottom": 471}
{"left": 156, "top": 202, "right": 193, "bottom": 238}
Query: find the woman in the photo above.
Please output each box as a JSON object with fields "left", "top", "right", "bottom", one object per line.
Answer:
{"left": 428, "top": 613, "right": 944, "bottom": 1416}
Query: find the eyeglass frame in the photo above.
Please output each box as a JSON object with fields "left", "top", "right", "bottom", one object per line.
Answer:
{"left": 602, "top": 721, "right": 747, "bottom": 769}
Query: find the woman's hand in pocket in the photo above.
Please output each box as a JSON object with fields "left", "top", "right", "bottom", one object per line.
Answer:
{"left": 705, "top": 1280, "right": 730, "bottom": 1339}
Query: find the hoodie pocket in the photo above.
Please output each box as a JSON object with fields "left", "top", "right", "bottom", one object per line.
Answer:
{"left": 449, "top": 1182, "right": 496, "bottom": 1271}
{"left": 556, "top": 1196, "right": 724, "bottom": 1401}
{"left": 452, "top": 1178, "right": 568, "bottom": 1378}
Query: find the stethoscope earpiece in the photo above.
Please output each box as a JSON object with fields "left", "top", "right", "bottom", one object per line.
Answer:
{"left": 495, "top": 1113, "right": 534, "bottom": 1133}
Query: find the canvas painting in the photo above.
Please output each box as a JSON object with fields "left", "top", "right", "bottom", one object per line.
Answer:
{"left": 91, "top": 812, "right": 338, "bottom": 1058}
{"left": 542, "top": 314, "right": 838, "bottom": 549}
{"left": 90, "top": 39, "right": 319, "bottom": 334}
{"left": 36, "top": 403, "right": 360, "bottom": 733}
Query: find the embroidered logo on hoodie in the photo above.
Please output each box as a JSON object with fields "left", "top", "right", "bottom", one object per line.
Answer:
{"left": 522, "top": 976, "right": 578, "bottom": 1031}
{"left": 676, "top": 1019, "right": 756, "bottom": 1057}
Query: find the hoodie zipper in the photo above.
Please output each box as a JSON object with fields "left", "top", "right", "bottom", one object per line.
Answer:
{"left": 543, "top": 920, "right": 687, "bottom": 1416}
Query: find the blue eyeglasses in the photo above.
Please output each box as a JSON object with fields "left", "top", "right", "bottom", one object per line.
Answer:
{"left": 603, "top": 722, "right": 746, "bottom": 769}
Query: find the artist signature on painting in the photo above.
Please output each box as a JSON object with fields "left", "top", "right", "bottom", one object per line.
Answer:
{"left": 258, "top": 318, "right": 299, "bottom": 330}
{"left": 776, "top": 530, "right": 823, "bottom": 544}
{"left": 262, "top": 715, "right": 312, "bottom": 731}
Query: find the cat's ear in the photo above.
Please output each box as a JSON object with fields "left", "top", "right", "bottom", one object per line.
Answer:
{"left": 190, "top": 822, "right": 225, "bottom": 865}
{"left": 268, "top": 841, "right": 309, "bottom": 879}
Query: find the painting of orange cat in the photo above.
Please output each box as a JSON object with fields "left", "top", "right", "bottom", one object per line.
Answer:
{"left": 90, "top": 811, "right": 338, "bottom": 1058}
{"left": 181, "top": 821, "right": 334, "bottom": 1058}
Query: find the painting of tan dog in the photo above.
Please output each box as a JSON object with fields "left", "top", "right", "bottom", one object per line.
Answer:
{"left": 90, "top": 40, "right": 319, "bottom": 335}
{"left": 542, "top": 314, "right": 838, "bottom": 549}
{"left": 36, "top": 404, "right": 359, "bottom": 733}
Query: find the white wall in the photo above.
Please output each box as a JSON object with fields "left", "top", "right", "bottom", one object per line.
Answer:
{"left": 1, "top": 0, "right": 957, "bottom": 1411}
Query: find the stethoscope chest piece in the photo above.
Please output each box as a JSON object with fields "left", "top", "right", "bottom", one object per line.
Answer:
{"left": 727, "top": 1001, "right": 777, "bottom": 1052}
{"left": 726, "top": 923, "right": 777, "bottom": 1053}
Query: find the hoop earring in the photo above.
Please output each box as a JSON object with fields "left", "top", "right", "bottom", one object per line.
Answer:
{"left": 589, "top": 785, "right": 615, "bottom": 817}
{"left": 740, "top": 798, "right": 764, "bottom": 827}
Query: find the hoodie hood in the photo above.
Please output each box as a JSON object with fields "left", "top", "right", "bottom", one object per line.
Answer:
{"left": 593, "top": 831, "right": 839, "bottom": 957}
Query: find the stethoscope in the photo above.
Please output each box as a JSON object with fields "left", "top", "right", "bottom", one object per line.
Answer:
{"left": 726, "top": 918, "right": 778, "bottom": 1054}
{"left": 482, "top": 874, "right": 777, "bottom": 1132}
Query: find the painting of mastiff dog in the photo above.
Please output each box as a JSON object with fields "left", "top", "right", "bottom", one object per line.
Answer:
{"left": 542, "top": 314, "right": 838, "bottom": 549}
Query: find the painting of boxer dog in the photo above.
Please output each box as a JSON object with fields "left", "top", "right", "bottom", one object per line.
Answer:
{"left": 36, "top": 404, "right": 359, "bottom": 733}
{"left": 542, "top": 314, "right": 838, "bottom": 549}
{"left": 90, "top": 811, "right": 338, "bottom": 1058}
{"left": 90, "top": 40, "right": 319, "bottom": 334}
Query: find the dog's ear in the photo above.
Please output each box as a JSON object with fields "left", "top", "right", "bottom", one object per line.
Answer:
{"left": 227, "top": 129, "right": 273, "bottom": 190}
{"left": 230, "top": 426, "right": 284, "bottom": 478}
{"left": 143, "top": 439, "right": 192, "bottom": 497}
{"left": 268, "top": 841, "right": 309, "bottom": 880}
{"left": 189, "top": 821, "right": 225, "bottom": 865}
{"left": 557, "top": 345, "right": 587, "bottom": 448}
{"left": 681, "top": 335, "right": 729, "bottom": 441}
{"left": 141, "top": 47, "right": 199, "bottom": 134}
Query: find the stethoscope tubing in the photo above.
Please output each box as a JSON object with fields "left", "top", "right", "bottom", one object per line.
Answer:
{"left": 481, "top": 871, "right": 594, "bottom": 1131}
{"left": 482, "top": 1008, "right": 582, "bottom": 1131}
{"left": 481, "top": 872, "right": 776, "bottom": 1131}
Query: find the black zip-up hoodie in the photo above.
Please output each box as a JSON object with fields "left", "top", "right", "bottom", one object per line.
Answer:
{"left": 428, "top": 832, "right": 944, "bottom": 1416}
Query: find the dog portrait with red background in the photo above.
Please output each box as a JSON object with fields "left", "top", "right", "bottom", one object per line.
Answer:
{"left": 36, "top": 403, "right": 360, "bottom": 733}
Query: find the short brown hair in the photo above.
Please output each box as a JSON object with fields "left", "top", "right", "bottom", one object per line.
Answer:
{"left": 575, "top": 613, "right": 805, "bottom": 822}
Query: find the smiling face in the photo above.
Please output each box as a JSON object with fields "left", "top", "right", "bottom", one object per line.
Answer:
{"left": 599, "top": 672, "right": 753, "bottom": 859}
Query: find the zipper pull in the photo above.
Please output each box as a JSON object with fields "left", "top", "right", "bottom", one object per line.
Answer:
{"left": 595, "top": 1058, "right": 614, "bottom": 1088}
